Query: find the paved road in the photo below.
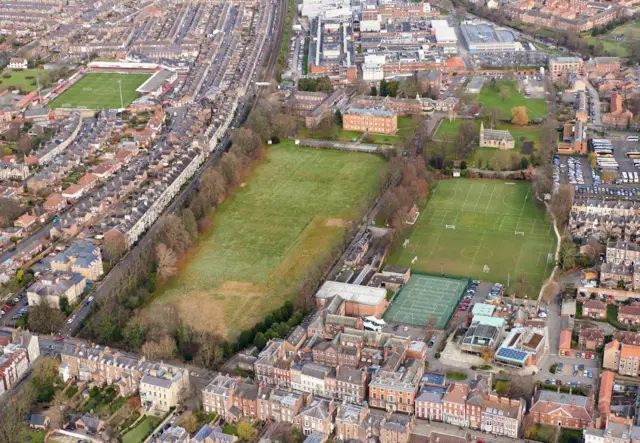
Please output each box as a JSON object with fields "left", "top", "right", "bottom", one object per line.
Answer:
{"left": 584, "top": 78, "right": 602, "bottom": 129}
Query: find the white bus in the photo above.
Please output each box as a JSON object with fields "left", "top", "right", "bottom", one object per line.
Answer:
{"left": 622, "top": 172, "right": 629, "bottom": 183}
{"left": 634, "top": 172, "right": 639, "bottom": 183}
{"left": 363, "top": 316, "right": 386, "bottom": 332}
{"left": 628, "top": 136, "right": 639, "bottom": 142}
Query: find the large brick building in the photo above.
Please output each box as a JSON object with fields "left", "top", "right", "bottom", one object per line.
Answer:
{"left": 550, "top": 57, "right": 584, "bottom": 81}
{"left": 530, "top": 390, "right": 594, "bottom": 428}
{"left": 342, "top": 107, "right": 398, "bottom": 135}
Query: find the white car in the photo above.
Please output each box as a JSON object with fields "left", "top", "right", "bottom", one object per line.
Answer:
{"left": 88, "top": 296, "right": 94, "bottom": 302}
{"left": 67, "top": 317, "right": 74, "bottom": 324}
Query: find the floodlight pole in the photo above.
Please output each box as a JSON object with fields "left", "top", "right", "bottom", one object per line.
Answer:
{"left": 118, "top": 79, "right": 123, "bottom": 109}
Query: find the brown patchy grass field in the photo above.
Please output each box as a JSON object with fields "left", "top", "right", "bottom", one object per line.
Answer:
{"left": 141, "top": 141, "right": 386, "bottom": 338}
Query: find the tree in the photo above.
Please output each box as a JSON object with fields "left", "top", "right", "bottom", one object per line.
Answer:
{"left": 103, "top": 233, "right": 126, "bottom": 260}
{"left": 511, "top": 106, "right": 529, "bottom": 126}
{"left": 550, "top": 184, "right": 575, "bottom": 228}
{"left": 123, "top": 321, "right": 147, "bottom": 351}
{"left": 199, "top": 167, "right": 227, "bottom": 206}
{"left": 618, "top": 278, "right": 628, "bottom": 290}
{"left": 181, "top": 208, "right": 198, "bottom": 240}
{"left": 231, "top": 128, "right": 263, "bottom": 160}
{"left": 533, "top": 164, "right": 553, "bottom": 197}
{"left": 559, "top": 238, "right": 576, "bottom": 271}
{"left": 177, "top": 412, "right": 199, "bottom": 433}
{"left": 141, "top": 336, "right": 177, "bottom": 360}
{"left": 455, "top": 121, "right": 476, "bottom": 159}
{"left": 59, "top": 296, "right": 71, "bottom": 315}
{"left": 0, "top": 198, "right": 23, "bottom": 227}
{"left": 480, "top": 346, "right": 495, "bottom": 364}
{"left": 237, "top": 422, "right": 256, "bottom": 442}
{"left": 253, "top": 332, "right": 267, "bottom": 349}
{"left": 18, "top": 134, "right": 32, "bottom": 156}
{"left": 370, "top": 86, "right": 377, "bottom": 96}
{"left": 353, "top": 79, "right": 370, "bottom": 95}
{"left": 27, "top": 301, "right": 65, "bottom": 334}
{"left": 334, "top": 109, "right": 343, "bottom": 125}
{"left": 398, "top": 76, "right": 420, "bottom": 98}
{"left": 158, "top": 214, "right": 192, "bottom": 256}
{"left": 499, "top": 85, "right": 511, "bottom": 102}
{"left": 481, "top": 107, "right": 501, "bottom": 128}
{"left": 156, "top": 243, "right": 178, "bottom": 280}
{"left": 219, "top": 151, "right": 243, "bottom": 187}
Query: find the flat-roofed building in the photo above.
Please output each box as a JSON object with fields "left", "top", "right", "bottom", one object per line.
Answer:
{"left": 315, "top": 281, "right": 388, "bottom": 317}
{"left": 461, "top": 24, "right": 519, "bottom": 53}
{"left": 460, "top": 316, "right": 505, "bottom": 353}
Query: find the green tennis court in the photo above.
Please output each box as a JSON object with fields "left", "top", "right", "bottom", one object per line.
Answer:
{"left": 384, "top": 274, "right": 467, "bottom": 329}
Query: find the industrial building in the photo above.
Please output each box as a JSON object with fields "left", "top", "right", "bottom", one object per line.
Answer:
{"left": 461, "top": 23, "right": 521, "bottom": 53}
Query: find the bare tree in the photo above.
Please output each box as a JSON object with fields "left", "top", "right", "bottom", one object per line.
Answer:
{"left": 141, "top": 335, "right": 177, "bottom": 360}
{"left": 156, "top": 243, "right": 177, "bottom": 280}
{"left": 219, "top": 151, "right": 243, "bottom": 187}
{"left": 550, "top": 184, "right": 574, "bottom": 228}
{"left": 158, "top": 214, "right": 192, "bottom": 256}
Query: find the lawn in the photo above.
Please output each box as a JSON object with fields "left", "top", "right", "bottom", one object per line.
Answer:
{"left": 386, "top": 179, "right": 555, "bottom": 296}
{"left": 48, "top": 73, "right": 151, "bottom": 109}
{"left": 446, "top": 371, "right": 468, "bottom": 380}
{"left": 0, "top": 68, "right": 49, "bottom": 92}
{"left": 526, "top": 424, "right": 557, "bottom": 443}
{"left": 121, "top": 415, "right": 161, "bottom": 443}
{"left": 477, "top": 80, "right": 547, "bottom": 120}
{"left": 19, "top": 430, "right": 46, "bottom": 443}
{"left": 143, "top": 141, "right": 387, "bottom": 338}
{"left": 435, "top": 119, "right": 541, "bottom": 169}
{"left": 583, "top": 37, "right": 630, "bottom": 57}
{"left": 436, "top": 119, "right": 542, "bottom": 150}
{"left": 559, "top": 428, "right": 584, "bottom": 443}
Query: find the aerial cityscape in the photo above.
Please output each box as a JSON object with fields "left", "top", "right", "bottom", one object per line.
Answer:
{"left": 1, "top": 0, "right": 640, "bottom": 442}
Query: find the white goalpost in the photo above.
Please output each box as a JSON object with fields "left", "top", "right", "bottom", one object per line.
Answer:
{"left": 445, "top": 224, "right": 456, "bottom": 230}
{"left": 403, "top": 239, "right": 410, "bottom": 249}
{"left": 483, "top": 265, "right": 490, "bottom": 273}
{"left": 514, "top": 231, "right": 525, "bottom": 236}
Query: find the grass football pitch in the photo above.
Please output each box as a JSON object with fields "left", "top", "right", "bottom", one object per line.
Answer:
{"left": 143, "top": 141, "right": 386, "bottom": 338}
{"left": 384, "top": 274, "right": 467, "bottom": 328}
{"left": 48, "top": 73, "right": 151, "bottom": 109}
{"left": 386, "top": 179, "right": 555, "bottom": 297}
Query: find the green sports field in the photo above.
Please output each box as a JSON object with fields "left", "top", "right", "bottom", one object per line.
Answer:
{"left": 143, "top": 141, "right": 386, "bottom": 338}
{"left": 386, "top": 179, "right": 555, "bottom": 297}
{"left": 48, "top": 73, "right": 151, "bottom": 109}
{"left": 384, "top": 274, "right": 467, "bottom": 328}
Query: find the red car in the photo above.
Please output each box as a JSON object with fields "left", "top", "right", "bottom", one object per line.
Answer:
{"left": 3, "top": 305, "right": 11, "bottom": 311}
{"left": 55, "top": 335, "right": 64, "bottom": 342}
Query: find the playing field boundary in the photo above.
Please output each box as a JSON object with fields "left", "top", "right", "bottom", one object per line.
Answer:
{"left": 387, "top": 179, "right": 555, "bottom": 297}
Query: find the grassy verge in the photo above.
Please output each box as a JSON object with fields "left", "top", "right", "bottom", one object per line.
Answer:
{"left": 446, "top": 371, "right": 467, "bottom": 380}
